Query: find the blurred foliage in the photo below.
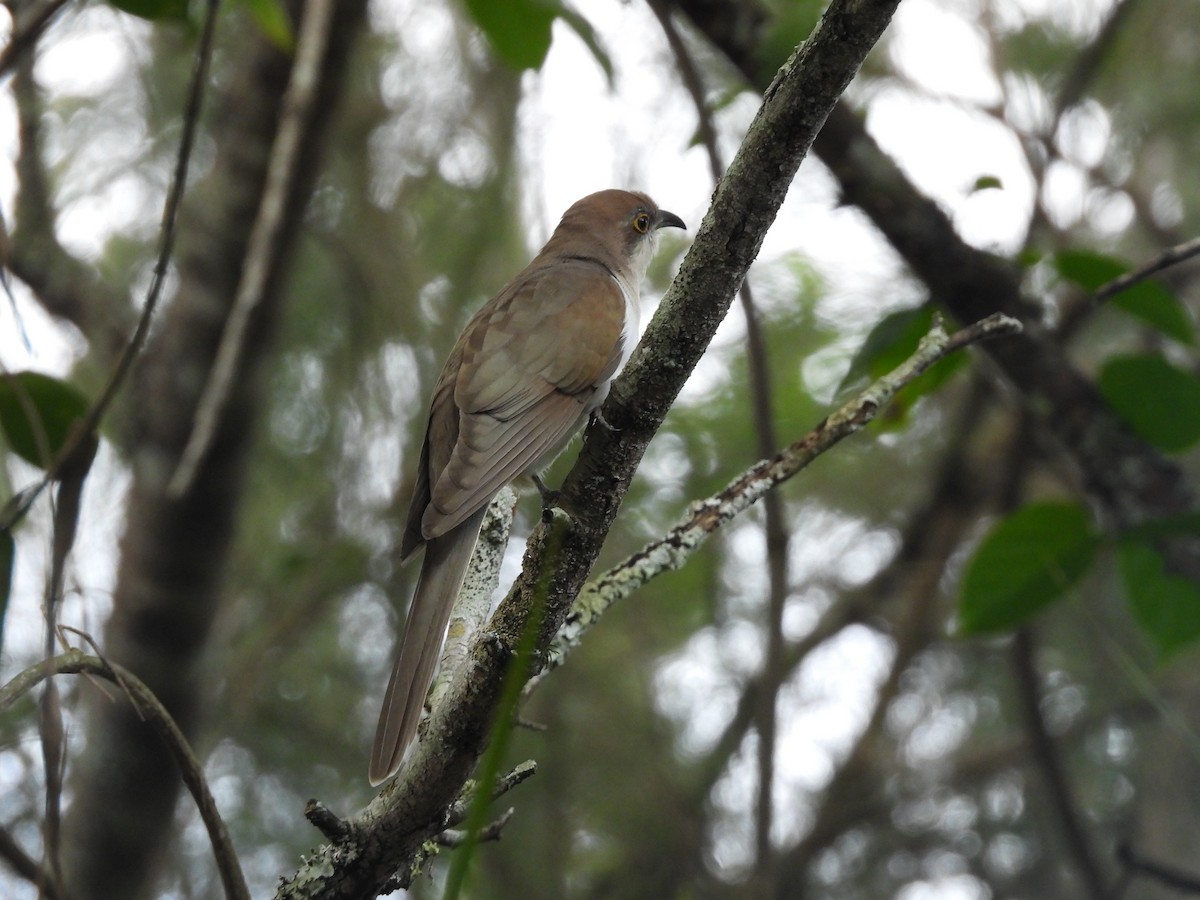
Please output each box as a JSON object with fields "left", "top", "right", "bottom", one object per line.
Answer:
{"left": 838, "top": 303, "right": 967, "bottom": 426}
{"left": 1098, "top": 353, "right": 1200, "bottom": 452}
{"left": 958, "top": 501, "right": 1098, "bottom": 635}
{"left": 240, "top": 0, "right": 294, "bottom": 49}
{"left": 1118, "top": 541, "right": 1200, "bottom": 660}
{"left": 3, "top": 0, "right": 1200, "bottom": 899}
{"left": 1054, "top": 249, "right": 1193, "bottom": 343}
{"left": 0, "top": 371, "right": 89, "bottom": 470}
{"left": 460, "top": 0, "right": 556, "bottom": 71}
{"left": 758, "top": 0, "right": 826, "bottom": 75}
{"left": 108, "top": 0, "right": 189, "bottom": 22}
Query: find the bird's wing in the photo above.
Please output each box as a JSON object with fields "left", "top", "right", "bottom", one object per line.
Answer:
{"left": 420, "top": 261, "right": 627, "bottom": 541}
{"left": 399, "top": 342, "right": 462, "bottom": 561}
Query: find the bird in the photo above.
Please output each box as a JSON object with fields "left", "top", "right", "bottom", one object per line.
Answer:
{"left": 370, "top": 189, "right": 686, "bottom": 784}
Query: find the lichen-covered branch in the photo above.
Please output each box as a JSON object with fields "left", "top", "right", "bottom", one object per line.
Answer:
{"left": 540, "top": 314, "right": 1020, "bottom": 674}
{"left": 279, "top": 3, "right": 907, "bottom": 892}
{"left": 431, "top": 488, "right": 518, "bottom": 711}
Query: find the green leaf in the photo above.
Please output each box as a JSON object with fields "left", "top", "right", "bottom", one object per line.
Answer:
{"left": 1054, "top": 249, "right": 1193, "bottom": 343}
{"left": 557, "top": 6, "right": 612, "bottom": 83}
{"left": 838, "top": 306, "right": 964, "bottom": 424}
{"left": 0, "top": 372, "right": 90, "bottom": 470}
{"left": 1122, "top": 511, "right": 1200, "bottom": 543}
{"left": 108, "top": 0, "right": 189, "bottom": 21}
{"left": 758, "top": 0, "right": 824, "bottom": 73}
{"left": 971, "top": 175, "right": 1003, "bottom": 192}
{"left": 1098, "top": 354, "right": 1200, "bottom": 453}
{"left": 1118, "top": 541, "right": 1200, "bottom": 659}
{"left": 958, "top": 502, "right": 1098, "bottom": 634}
{"left": 841, "top": 306, "right": 936, "bottom": 390}
{"left": 460, "top": 0, "right": 558, "bottom": 71}
{"left": 1007, "top": 23, "right": 1077, "bottom": 78}
{"left": 1015, "top": 248, "right": 1044, "bottom": 269}
{"left": 0, "top": 529, "right": 12, "bottom": 653}
{"left": 239, "top": 0, "right": 294, "bottom": 49}
{"left": 1054, "top": 249, "right": 1126, "bottom": 290}
{"left": 1110, "top": 282, "right": 1193, "bottom": 345}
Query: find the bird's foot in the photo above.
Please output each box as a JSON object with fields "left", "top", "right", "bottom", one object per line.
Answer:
{"left": 589, "top": 407, "right": 618, "bottom": 433}
{"left": 531, "top": 473, "right": 561, "bottom": 513}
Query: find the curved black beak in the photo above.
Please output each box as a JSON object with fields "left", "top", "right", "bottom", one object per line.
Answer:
{"left": 656, "top": 209, "right": 687, "bottom": 231}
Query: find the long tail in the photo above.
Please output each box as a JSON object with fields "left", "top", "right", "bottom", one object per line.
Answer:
{"left": 369, "top": 508, "right": 486, "bottom": 784}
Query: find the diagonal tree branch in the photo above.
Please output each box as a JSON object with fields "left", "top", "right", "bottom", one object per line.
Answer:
{"left": 538, "top": 314, "right": 1019, "bottom": 678}
{"left": 1093, "top": 234, "right": 1200, "bottom": 304}
{"left": 276, "top": 6, "right": 928, "bottom": 893}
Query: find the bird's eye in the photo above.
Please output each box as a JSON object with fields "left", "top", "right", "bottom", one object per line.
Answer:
{"left": 632, "top": 212, "right": 651, "bottom": 234}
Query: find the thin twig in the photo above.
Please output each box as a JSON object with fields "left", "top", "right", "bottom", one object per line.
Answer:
{"left": 1092, "top": 234, "right": 1200, "bottom": 305}
{"left": 0, "top": 0, "right": 222, "bottom": 532}
{"left": 89, "top": 0, "right": 222, "bottom": 425}
{"left": 443, "top": 760, "right": 538, "bottom": 829}
{"left": 436, "top": 809, "right": 514, "bottom": 847}
{"left": 0, "top": 824, "right": 63, "bottom": 900}
{"left": 57, "top": 624, "right": 121, "bottom": 704}
{"left": 1011, "top": 629, "right": 1110, "bottom": 898}
{"left": 377, "top": 786, "right": 525, "bottom": 900}
{"left": 1115, "top": 842, "right": 1200, "bottom": 896}
{"left": 8, "top": 0, "right": 217, "bottom": 874}
{"left": 168, "top": 0, "right": 338, "bottom": 497}
{"left": 38, "top": 434, "right": 94, "bottom": 897}
{"left": 304, "top": 801, "right": 351, "bottom": 842}
{"left": 0, "top": 651, "right": 250, "bottom": 900}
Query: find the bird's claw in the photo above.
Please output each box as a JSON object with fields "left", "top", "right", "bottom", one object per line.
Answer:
{"left": 589, "top": 408, "right": 618, "bottom": 433}
{"left": 531, "top": 473, "right": 561, "bottom": 513}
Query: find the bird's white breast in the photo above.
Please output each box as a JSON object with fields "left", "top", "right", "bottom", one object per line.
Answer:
{"left": 606, "top": 230, "right": 656, "bottom": 392}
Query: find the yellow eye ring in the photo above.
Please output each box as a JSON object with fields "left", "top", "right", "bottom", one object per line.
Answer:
{"left": 632, "top": 212, "right": 651, "bottom": 234}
